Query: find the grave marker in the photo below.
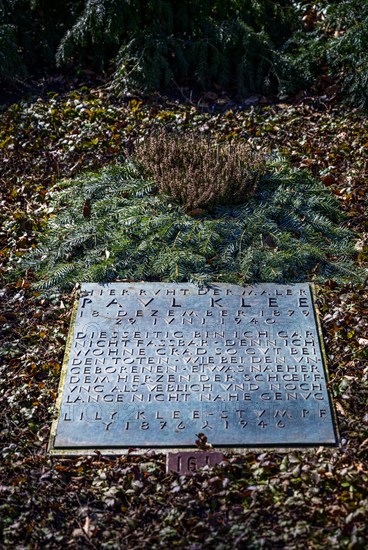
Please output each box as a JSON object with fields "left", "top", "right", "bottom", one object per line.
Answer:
{"left": 49, "top": 283, "right": 338, "bottom": 454}
{"left": 166, "top": 451, "right": 225, "bottom": 474}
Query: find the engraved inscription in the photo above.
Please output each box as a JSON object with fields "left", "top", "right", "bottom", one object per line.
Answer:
{"left": 166, "top": 451, "right": 225, "bottom": 474}
{"left": 52, "top": 283, "right": 337, "bottom": 449}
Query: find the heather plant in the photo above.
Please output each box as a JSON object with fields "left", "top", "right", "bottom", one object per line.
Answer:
{"left": 134, "top": 133, "right": 267, "bottom": 211}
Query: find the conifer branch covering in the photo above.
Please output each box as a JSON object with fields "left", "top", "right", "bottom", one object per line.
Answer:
{"left": 21, "top": 159, "right": 363, "bottom": 292}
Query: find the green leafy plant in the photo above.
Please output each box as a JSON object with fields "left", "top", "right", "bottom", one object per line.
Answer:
{"left": 21, "top": 157, "right": 363, "bottom": 292}
{"left": 134, "top": 132, "right": 266, "bottom": 211}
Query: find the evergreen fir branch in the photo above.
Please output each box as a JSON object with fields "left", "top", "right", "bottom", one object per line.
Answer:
{"left": 19, "top": 158, "right": 365, "bottom": 292}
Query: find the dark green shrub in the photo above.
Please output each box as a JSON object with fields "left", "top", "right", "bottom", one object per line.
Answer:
{"left": 56, "top": 0, "right": 296, "bottom": 95}
{"left": 0, "top": 23, "right": 24, "bottom": 83}
{"left": 21, "top": 158, "right": 362, "bottom": 292}
{"left": 2, "top": 1, "right": 368, "bottom": 105}
{"left": 281, "top": 1, "right": 368, "bottom": 106}
{"left": 0, "top": 0, "right": 296, "bottom": 95}
{"left": 325, "top": 0, "right": 368, "bottom": 107}
{"left": 112, "top": 16, "right": 281, "bottom": 95}
{"left": 134, "top": 132, "right": 266, "bottom": 211}
{"left": 2, "top": 0, "right": 84, "bottom": 77}
{"left": 0, "top": 3, "right": 25, "bottom": 83}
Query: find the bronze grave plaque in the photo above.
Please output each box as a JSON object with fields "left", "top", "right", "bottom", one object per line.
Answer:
{"left": 49, "top": 283, "right": 338, "bottom": 453}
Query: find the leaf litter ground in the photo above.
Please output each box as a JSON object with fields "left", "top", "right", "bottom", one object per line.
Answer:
{"left": 0, "top": 89, "right": 367, "bottom": 548}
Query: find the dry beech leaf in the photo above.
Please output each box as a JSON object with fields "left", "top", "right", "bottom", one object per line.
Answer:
{"left": 335, "top": 401, "right": 347, "bottom": 416}
{"left": 83, "top": 199, "right": 91, "bottom": 218}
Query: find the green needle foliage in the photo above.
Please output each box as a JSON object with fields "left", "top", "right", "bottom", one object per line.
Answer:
{"left": 21, "top": 155, "right": 363, "bottom": 292}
